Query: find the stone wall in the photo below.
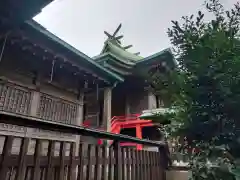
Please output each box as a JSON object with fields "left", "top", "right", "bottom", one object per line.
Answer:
{"left": 166, "top": 170, "right": 191, "bottom": 180}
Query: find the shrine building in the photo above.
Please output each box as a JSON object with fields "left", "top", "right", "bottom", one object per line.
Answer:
{"left": 0, "top": 1, "right": 175, "bottom": 148}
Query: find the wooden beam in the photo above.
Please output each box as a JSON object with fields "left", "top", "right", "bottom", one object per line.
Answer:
{"left": 17, "top": 33, "right": 110, "bottom": 84}
{"left": 9, "top": 36, "right": 104, "bottom": 86}
{"left": 4, "top": 43, "right": 92, "bottom": 94}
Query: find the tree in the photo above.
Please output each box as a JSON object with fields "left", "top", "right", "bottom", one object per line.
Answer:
{"left": 152, "top": 0, "right": 240, "bottom": 179}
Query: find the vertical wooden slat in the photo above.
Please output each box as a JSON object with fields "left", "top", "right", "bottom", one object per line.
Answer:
{"left": 114, "top": 143, "right": 122, "bottom": 180}
{"left": 140, "top": 150, "right": 146, "bottom": 180}
{"left": 37, "top": 94, "right": 78, "bottom": 123}
{"left": 68, "top": 142, "right": 77, "bottom": 180}
{"left": 45, "top": 141, "right": 55, "bottom": 180}
{"left": 108, "top": 147, "right": 113, "bottom": 180}
{"left": 135, "top": 149, "right": 140, "bottom": 180}
{"left": 125, "top": 148, "right": 131, "bottom": 180}
{"left": 4, "top": 86, "right": 11, "bottom": 111}
{"left": 153, "top": 152, "right": 158, "bottom": 180}
{"left": 86, "top": 144, "right": 93, "bottom": 180}
{"left": 158, "top": 150, "right": 163, "bottom": 180}
{"left": 77, "top": 143, "right": 83, "bottom": 180}
{"left": 145, "top": 151, "right": 149, "bottom": 180}
{"left": 147, "top": 151, "right": 151, "bottom": 180}
{"left": 94, "top": 145, "right": 101, "bottom": 180}
{"left": 0, "top": 136, "right": 14, "bottom": 179}
{"left": 0, "top": 84, "right": 5, "bottom": 109}
{"left": 141, "top": 150, "right": 145, "bottom": 180}
{"left": 158, "top": 147, "right": 166, "bottom": 180}
{"left": 149, "top": 151, "right": 154, "bottom": 180}
{"left": 101, "top": 146, "right": 107, "bottom": 180}
{"left": 59, "top": 142, "right": 66, "bottom": 180}
{"left": 156, "top": 150, "right": 162, "bottom": 180}
{"left": 152, "top": 152, "right": 158, "bottom": 180}
{"left": 40, "top": 167, "right": 46, "bottom": 180}
{"left": 157, "top": 151, "right": 161, "bottom": 179}
{"left": 25, "top": 167, "right": 32, "bottom": 180}
{"left": 130, "top": 149, "right": 135, "bottom": 180}
{"left": 121, "top": 148, "right": 125, "bottom": 180}
{"left": 151, "top": 151, "right": 155, "bottom": 180}
{"left": 144, "top": 151, "right": 149, "bottom": 180}
{"left": 138, "top": 150, "right": 145, "bottom": 180}
{"left": 15, "top": 137, "right": 30, "bottom": 180}
{"left": 139, "top": 150, "right": 143, "bottom": 180}
{"left": 32, "top": 139, "right": 42, "bottom": 180}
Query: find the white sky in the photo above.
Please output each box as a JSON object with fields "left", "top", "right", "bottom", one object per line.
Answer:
{"left": 34, "top": 0, "right": 238, "bottom": 57}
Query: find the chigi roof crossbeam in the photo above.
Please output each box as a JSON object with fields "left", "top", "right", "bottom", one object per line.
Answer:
{"left": 94, "top": 24, "right": 175, "bottom": 78}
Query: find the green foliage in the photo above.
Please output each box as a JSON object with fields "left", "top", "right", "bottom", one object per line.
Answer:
{"left": 151, "top": 0, "right": 240, "bottom": 179}
{"left": 166, "top": 0, "right": 240, "bottom": 147}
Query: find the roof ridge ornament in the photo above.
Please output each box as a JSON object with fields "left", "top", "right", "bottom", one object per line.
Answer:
{"left": 103, "top": 24, "right": 140, "bottom": 56}
{"left": 104, "top": 24, "right": 123, "bottom": 45}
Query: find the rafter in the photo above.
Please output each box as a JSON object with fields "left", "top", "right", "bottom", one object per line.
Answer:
{"left": 123, "top": 45, "right": 133, "bottom": 50}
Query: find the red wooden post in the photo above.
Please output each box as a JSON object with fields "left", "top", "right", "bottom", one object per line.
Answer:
{"left": 136, "top": 125, "right": 143, "bottom": 150}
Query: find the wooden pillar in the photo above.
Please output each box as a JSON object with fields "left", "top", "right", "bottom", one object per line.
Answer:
{"left": 125, "top": 95, "right": 130, "bottom": 115}
{"left": 103, "top": 87, "right": 112, "bottom": 132}
{"left": 30, "top": 90, "right": 40, "bottom": 117}
{"left": 136, "top": 125, "right": 143, "bottom": 150}
{"left": 148, "top": 91, "right": 157, "bottom": 110}
{"left": 76, "top": 92, "right": 84, "bottom": 155}
{"left": 114, "top": 142, "right": 122, "bottom": 180}
{"left": 76, "top": 93, "right": 84, "bottom": 126}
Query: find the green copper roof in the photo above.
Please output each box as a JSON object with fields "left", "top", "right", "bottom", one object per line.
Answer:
{"left": 21, "top": 20, "right": 124, "bottom": 84}
{"left": 136, "top": 48, "right": 171, "bottom": 64}
{"left": 94, "top": 38, "right": 175, "bottom": 77}
{"left": 102, "top": 63, "right": 131, "bottom": 76}
{"left": 95, "top": 25, "right": 175, "bottom": 74}
{"left": 102, "top": 41, "right": 143, "bottom": 62}
{"left": 94, "top": 52, "right": 135, "bottom": 67}
{"left": 135, "top": 48, "right": 176, "bottom": 69}
{"left": 94, "top": 53, "right": 135, "bottom": 77}
{"left": 94, "top": 40, "right": 142, "bottom": 77}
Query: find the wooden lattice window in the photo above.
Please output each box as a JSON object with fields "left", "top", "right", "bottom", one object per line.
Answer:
{"left": 0, "top": 83, "right": 31, "bottom": 115}
{"left": 37, "top": 94, "right": 78, "bottom": 124}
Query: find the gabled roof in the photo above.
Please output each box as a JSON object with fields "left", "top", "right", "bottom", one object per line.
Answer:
{"left": 100, "top": 41, "right": 143, "bottom": 62}
{"left": 94, "top": 51, "right": 136, "bottom": 67}
{"left": 0, "top": 0, "right": 53, "bottom": 30}
{"left": 94, "top": 38, "right": 175, "bottom": 77}
{"left": 20, "top": 20, "right": 124, "bottom": 84}
{"left": 135, "top": 48, "right": 176, "bottom": 68}
{"left": 94, "top": 53, "right": 134, "bottom": 77}
{"left": 94, "top": 40, "right": 144, "bottom": 77}
{"left": 0, "top": 0, "right": 54, "bottom": 37}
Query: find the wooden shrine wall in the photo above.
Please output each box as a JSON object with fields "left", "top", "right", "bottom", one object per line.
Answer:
{"left": 111, "top": 88, "right": 126, "bottom": 116}
{"left": 0, "top": 55, "right": 83, "bottom": 142}
{"left": 84, "top": 93, "right": 101, "bottom": 127}
{"left": 126, "top": 90, "right": 151, "bottom": 114}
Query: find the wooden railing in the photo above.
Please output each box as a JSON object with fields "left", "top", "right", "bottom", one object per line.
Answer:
{"left": 37, "top": 93, "right": 78, "bottom": 124}
{"left": 0, "top": 82, "right": 80, "bottom": 125}
{"left": 0, "top": 136, "right": 163, "bottom": 180}
{"left": 0, "top": 82, "right": 31, "bottom": 115}
{"left": 0, "top": 112, "right": 170, "bottom": 180}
